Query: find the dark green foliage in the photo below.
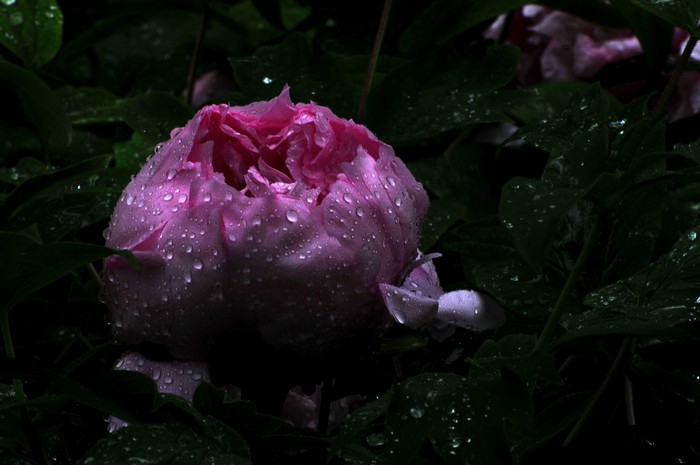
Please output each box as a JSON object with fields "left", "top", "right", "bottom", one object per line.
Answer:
{"left": 1, "top": 0, "right": 700, "bottom": 464}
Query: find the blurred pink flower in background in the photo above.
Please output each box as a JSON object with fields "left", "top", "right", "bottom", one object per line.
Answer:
{"left": 188, "top": 70, "right": 237, "bottom": 108}
{"left": 485, "top": 5, "right": 700, "bottom": 120}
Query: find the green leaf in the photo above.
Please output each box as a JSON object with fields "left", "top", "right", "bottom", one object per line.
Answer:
{"left": 56, "top": 86, "right": 124, "bottom": 125}
{"left": 611, "top": 0, "right": 675, "bottom": 73}
{"left": 601, "top": 184, "right": 666, "bottom": 283}
{"left": 193, "top": 383, "right": 285, "bottom": 436}
{"left": 0, "top": 0, "right": 63, "bottom": 67}
{"left": 113, "top": 132, "right": 154, "bottom": 172}
{"left": 0, "top": 61, "right": 71, "bottom": 149}
{"left": 1, "top": 154, "right": 113, "bottom": 228}
{"left": 77, "top": 422, "right": 252, "bottom": 465}
{"left": 398, "top": 0, "right": 529, "bottom": 55}
{"left": 0, "top": 234, "right": 135, "bottom": 313}
{"left": 499, "top": 178, "right": 588, "bottom": 269}
{"left": 420, "top": 200, "right": 468, "bottom": 251}
{"left": 230, "top": 32, "right": 355, "bottom": 118}
{"left": 556, "top": 227, "right": 700, "bottom": 344}
{"left": 629, "top": 0, "right": 700, "bottom": 36}
{"left": 366, "top": 43, "right": 520, "bottom": 143}
{"left": 328, "top": 400, "right": 388, "bottom": 463}
{"left": 119, "top": 92, "right": 193, "bottom": 145}
{"left": 468, "top": 334, "right": 563, "bottom": 388}
{"left": 382, "top": 372, "right": 532, "bottom": 465}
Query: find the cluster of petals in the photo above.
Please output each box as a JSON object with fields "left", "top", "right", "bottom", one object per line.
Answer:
{"left": 102, "top": 87, "right": 505, "bottom": 360}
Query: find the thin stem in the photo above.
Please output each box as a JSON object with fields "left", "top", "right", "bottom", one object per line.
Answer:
{"left": 534, "top": 219, "right": 602, "bottom": 352}
{"left": 356, "top": 0, "right": 393, "bottom": 122}
{"left": 652, "top": 35, "right": 698, "bottom": 116}
{"left": 563, "top": 337, "right": 632, "bottom": 447}
{"left": 625, "top": 376, "right": 636, "bottom": 426}
{"left": 186, "top": 1, "right": 215, "bottom": 107}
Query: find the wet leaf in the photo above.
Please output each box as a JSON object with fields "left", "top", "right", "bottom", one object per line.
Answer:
{"left": 0, "top": 233, "right": 135, "bottom": 314}
{"left": 77, "top": 422, "right": 252, "bottom": 465}
{"left": 0, "top": 0, "right": 63, "bottom": 67}
{"left": 398, "top": 0, "right": 529, "bottom": 55}
{"left": 230, "top": 32, "right": 355, "bottom": 118}
{"left": 468, "top": 334, "right": 563, "bottom": 388}
{"left": 0, "top": 61, "right": 71, "bottom": 149}
{"left": 556, "top": 226, "right": 700, "bottom": 344}
{"left": 629, "top": 0, "right": 700, "bottom": 36}
{"left": 366, "top": 43, "right": 520, "bottom": 143}
{"left": 119, "top": 92, "right": 193, "bottom": 145}
{"left": 499, "top": 178, "right": 588, "bottom": 269}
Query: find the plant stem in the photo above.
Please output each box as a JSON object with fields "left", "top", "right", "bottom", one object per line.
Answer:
{"left": 652, "top": 35, "right": 698, "bottom": 116}
{"left": 186, "top": 1, "right": 215, "bottom": 107}
{"left": 563, "top": 337, "right": 632, "bottom": 447}
{"left": 534, "top": 218, "right": 602, "bottom": 352}
{"left": 356, "top": 0, "right": 393, "bottom": 122}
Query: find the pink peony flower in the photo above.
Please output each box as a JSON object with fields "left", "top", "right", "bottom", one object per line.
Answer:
{"left": 101, "top": 87, "right": 504, "bottom": 359}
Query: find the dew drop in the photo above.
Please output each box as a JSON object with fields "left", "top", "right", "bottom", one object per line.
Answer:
{"left": 394, "top": 197, "right": 402, "bottom": 207}
{"left": 409, "top": 407, "right": 424, "bottom": 418}
{"left": 386, "top": 176, "right": 396, "bottom": 187}
{"left": 125, "top": 194, "right": 135, "bottom": 205}
{"left": 184, "top": 270, "right": 192, "bottom": 283}
{"left": 166, "top": 169, "right": 177, "bottom": 180}
{"left": 366, "top": 433, "right": 385, "bottom": 447}
{"left": 228, "top": 233, "right": 237, "bottom": 242}
{"left": 286, "top": 210, "right": 298, "bottom": 223}
{"left": 185, "top": 244, "right": 193, "bottom": 253}
{"left": 163, "top": 376, "right": 173, "bottom": 385}
{"left": 342, "top": 193, "right": 353, "bottom": 203}
{"left": 163, "top": 193, "right": 173, "bottom": 201}
{"left": 193, "top": 258, "right": 204, "bottom": 270}
{"left": 9, "top": 11, "right": 22, "bottom": 25}
{"left": 689, "top": 231, "right": 697, "bottom": 241}
{"left": 356, "top": 207, "right": 364, "bottom": 217}
{"left": 252, "top": 215, "right": 262, "bottom": 226}
{"left": 178, "top": 194, "right": 188, "bottom": 204}
{"left": 203, "top": 192, "right": 212, "bottom": 202}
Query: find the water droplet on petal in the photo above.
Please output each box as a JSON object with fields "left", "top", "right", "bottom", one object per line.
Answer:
{"left": 228, "top": 233, "right": 237, "bottom": 242}
{"left": 203, "top": 192, "right": 212, "bottom": 202}
{"left": 356, "top": 207, "right": 364, "bottom": 217}
{"left": 125, "top": 194, "right": 135, "bottom": 205}
{"left": 193, "top": 258, "right": 204, "bottom": 270}
{"left": 394, "top": 197, "right": 402, "bottom": 207}
{"left": 252, "top": 215, "right": 262, "bottom": 226}
{"left": 343, "top": 193, "right": 353, "bottom": 203}
{"left": 184, "top": 270, "right": 192, "bottom": 283}
{"left": 166, "top": 169, "right": 177, "bottom": 180}
{"left": 386, "top": 176, "right": 396, "bottom": 187}
{"left": 178, "top": 194, "right": 188, "bottom": 204}
{"left": 286, "top": 210, "right": 298, "bottom": 223}
{"left": 163, "top": 193, "right": 173, "bottom": 201}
